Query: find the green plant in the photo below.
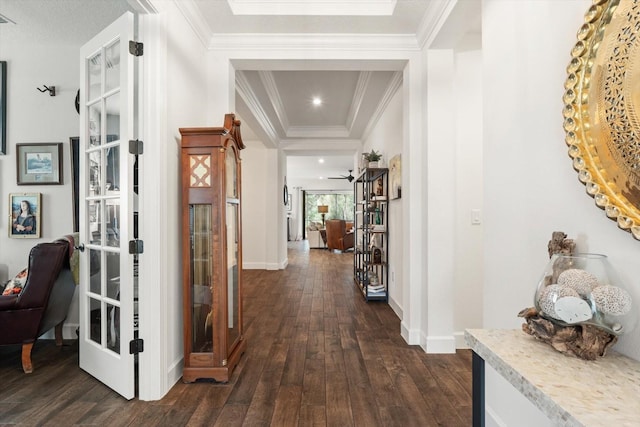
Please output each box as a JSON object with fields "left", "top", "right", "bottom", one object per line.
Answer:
{"left": 364, "top": 149, "right": 382, "bottom": 162}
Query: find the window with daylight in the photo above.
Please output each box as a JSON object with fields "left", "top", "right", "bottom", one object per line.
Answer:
{"left": 303, "top": 191, "right": 354, "bottom": 235}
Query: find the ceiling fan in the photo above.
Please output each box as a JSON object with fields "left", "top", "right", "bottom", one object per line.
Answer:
{"left": 328, "top": 169, "right": 355, "bottom": 183}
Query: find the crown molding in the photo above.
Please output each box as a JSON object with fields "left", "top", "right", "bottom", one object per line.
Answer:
{"left": 226, "top": 0, "right": 397, "bottom": 16}
{"left": 416, "top": 0, "right": 457, "bottom": 49}
{"left": 361, "top": 70, "right": 402, "bottom": 141}
{"left": 235, "top": 72, "right": 280, "bottom": 146}
{"left": 128, "top": 0, "right": 158, "bottom": 14}
{"left": 173, "top": 0, "right": 212, "bottom": 48}
{"left": 346, "top": 71, "right": 372, "bottom": 131}
{"left": 259, "top": 71, "right": 290, "bottom": 131}
{"left": 208, "top": 33, "right": 420, "bottom": 51}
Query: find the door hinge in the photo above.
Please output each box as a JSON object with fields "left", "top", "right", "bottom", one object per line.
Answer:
{"left": 129, "top": 239, "right": 144, "bottom": 254}
{"left": 129, "top": 139, "right": 143, "bottom": 155}
{"left": 129, "top": 338, "right": 144, "bottom": 354}
{"left": 129, "top": 41, "right": 143, "bottom": 56}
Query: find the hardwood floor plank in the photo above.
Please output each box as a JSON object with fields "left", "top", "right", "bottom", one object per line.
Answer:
{"left": 298, "top": 404, "right": 326, "bottom": 427}
{"left": 270, "top": 384, "right": 302, "bottom": 425}
{"left": 301, "top": 357, "right": 325, "bottom": 406}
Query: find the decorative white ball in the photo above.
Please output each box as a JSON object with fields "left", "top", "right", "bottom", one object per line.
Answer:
{"left": 538, "top": 285, "right": 580, "bottom": 319}
{"left": 592, "top": 285, "right": 632, "bottom": 316}
{"left": 557, "top": 269, "right": 600, "bottom": 296}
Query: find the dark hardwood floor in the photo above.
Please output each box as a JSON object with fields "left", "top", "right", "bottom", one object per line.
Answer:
{"left": 0, "top": 242, "right": 471, "bottom": 426}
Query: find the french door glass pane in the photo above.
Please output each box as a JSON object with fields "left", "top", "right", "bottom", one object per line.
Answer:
{"left": 105, "top": 95, "right": 120, "bottom": 141}
{"left": 105, "top": 41, "right": 120, "bottom": 93}
{"left": 90, "top": 297, "right": 101, "bottom": 344}
{"left": 89, "top": 103, "right": 102, "bottom": 148}
{"left": 89, "top": 249, "right": 101, "bottom": 294}
{"left": 88, "top": 53, "right": 101, "bottom": 101}
{"left": 106, "top": 251, "right": 120, "bottom": 300}
{"left": 89, "top": 200, "right": 101, "bottom": 244}
{"left": 106, "top": 303, "right": 120, "bottom": 354}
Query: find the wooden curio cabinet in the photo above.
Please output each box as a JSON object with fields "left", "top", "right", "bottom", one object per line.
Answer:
{"left": 179, "top": 114, "right": 246, "bottom": 383}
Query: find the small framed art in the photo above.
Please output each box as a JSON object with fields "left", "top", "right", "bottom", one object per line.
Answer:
{"left": 9, "top": 193, "right": 41, "bottom": 238}
{"left": 16, "top": 143, "right": 63, "bottom": 185}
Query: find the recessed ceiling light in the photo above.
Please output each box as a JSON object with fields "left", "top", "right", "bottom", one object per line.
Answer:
{"left": 312, "top": 97, "right": 322, "bottom": 106}
{"left": 318, "top": 158, "right": 325, "bottom": 164}
{"left": 319, "top": 176, "right": 324, "bottom": 180}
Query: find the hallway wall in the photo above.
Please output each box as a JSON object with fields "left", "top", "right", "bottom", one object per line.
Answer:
{"left": 482, "top": 0, "right": 640, "bottom": 423}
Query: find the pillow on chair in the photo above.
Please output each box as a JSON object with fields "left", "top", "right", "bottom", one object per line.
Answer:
{"left": 2, "top": 268, "right": 28, "bottom": 296}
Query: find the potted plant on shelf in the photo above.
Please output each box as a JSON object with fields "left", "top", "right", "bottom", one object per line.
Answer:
{"left": 364, "top": 149, "right": 382, "bottom": 168}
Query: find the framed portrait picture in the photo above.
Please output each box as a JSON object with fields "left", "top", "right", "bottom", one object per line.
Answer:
{"left": 0, "top": 61, "right": 6, "bottom": 155}
{"left": 9, "top": 193, "right": 41, "bottom": 238}
{"left": 16, "top": 143, "right": 63, "bottom": 185}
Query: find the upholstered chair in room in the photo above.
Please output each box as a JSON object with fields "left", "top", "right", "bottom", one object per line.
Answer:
{"left": 0, "top": 241, "right": 75, "bottom": 373}
{"left": 325, "top": 219, "right": 355, "bottom": 252}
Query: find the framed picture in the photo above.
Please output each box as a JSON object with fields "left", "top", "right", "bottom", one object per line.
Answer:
{"left": 70, "top": 137, "right": 80, "bottom": 232}
{"left": 0, "top": 61, "right": 6, "bottom": 155}
{"left": 9, "top": 193, "right": 41, "bottom": 238}
{"left": 16, "top": 143, "right": 63, "bottom": 185}
{"left": 389, "top": 154, "right": 402, "bottom": 199}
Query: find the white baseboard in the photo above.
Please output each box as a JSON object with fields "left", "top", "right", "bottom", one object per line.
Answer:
{"left": 167, "top": 356, "right": 183, "bottom": 389}
{"left": 243, "top": 262, "right": 267, "bottom": 269}
{"left": 243, "top": 260, "right": 288, "bottom": 270}
{"left": 400, "top": 321, "right": 421, "bottom": 345}
{"left": 423, "top": 334, "right": 456, "bottom": 353}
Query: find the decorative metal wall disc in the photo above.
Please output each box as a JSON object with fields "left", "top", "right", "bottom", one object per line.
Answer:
{"left": 565, "top": 0, "right": 640, "bottom": 240}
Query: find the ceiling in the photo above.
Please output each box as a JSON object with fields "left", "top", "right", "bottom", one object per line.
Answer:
{"left": 0, "top": 0, "right": 477, "bottom": 183}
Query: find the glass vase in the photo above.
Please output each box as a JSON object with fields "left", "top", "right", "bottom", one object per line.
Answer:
{"left": 534, "top": 253, "right": 635, "bottom": 335}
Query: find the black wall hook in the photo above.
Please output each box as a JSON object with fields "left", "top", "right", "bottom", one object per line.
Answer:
{"left": 36, "top": 85, "right": 56, "bottom": 96}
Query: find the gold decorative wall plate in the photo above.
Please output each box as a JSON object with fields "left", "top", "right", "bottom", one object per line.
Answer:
{"left": 565, "top": 0, "right": 640, "bottom": 240}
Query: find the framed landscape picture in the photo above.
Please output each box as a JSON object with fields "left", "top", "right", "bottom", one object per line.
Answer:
{"left": 9, "top": 193, "right": 41, "bottom": 238}
{"left": 16, "top": 143, "right": 63, "bottom": 185}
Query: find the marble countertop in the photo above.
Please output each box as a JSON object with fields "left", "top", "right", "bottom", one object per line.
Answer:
{"left": 465, "top": 329, "right": 640, "bottom": 427}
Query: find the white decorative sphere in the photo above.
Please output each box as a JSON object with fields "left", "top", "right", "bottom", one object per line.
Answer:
{"left": 538, "top": 284, "right": 580, "bottom": 319}
{"left": 592, "top": 285, "right": 632, "bottom": 316}
{"left": 557, "top": 269, "right": 599, "bottom": 296}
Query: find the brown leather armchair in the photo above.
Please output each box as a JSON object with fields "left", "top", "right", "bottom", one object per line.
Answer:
{"left": 0, "top": 241, "right": 75, "bottom": 373}
{"left": 325, "top": 219, "right": 355, "bottom": 252}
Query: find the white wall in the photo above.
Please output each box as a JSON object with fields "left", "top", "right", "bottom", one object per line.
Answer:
{"left": 133, "top": 0, "right": 211, "bottom": 400}
{"left": 0, "top": 43, "right": 80, "bottom": 336}
{"left": 482, "top": 0, "right": 640, "bottom": 422}
{"left": 425, "top": 48, "right": 456, "bottom": 353}
{"left": 453, "top": 36, "right": 483, "bottom": 348}
{"left": 362, "top": 88, "right": 403, "bottom": 317}
{"left": 241, "top": 141, "right": 269, "bottom": 268}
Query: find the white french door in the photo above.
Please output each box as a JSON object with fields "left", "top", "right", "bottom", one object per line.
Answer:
{"left": 78, "top": 12, "right": 137, "bottom": 399}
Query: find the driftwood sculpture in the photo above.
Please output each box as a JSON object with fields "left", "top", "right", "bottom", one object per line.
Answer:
{"left": 518, "top": 231, "right": 617, "bottom": 360}
{"left": 518, "top": 307, "right": 617, "bottom": 360}
{"left": 547, "top": 231, "right": 575, "bottom": 258}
